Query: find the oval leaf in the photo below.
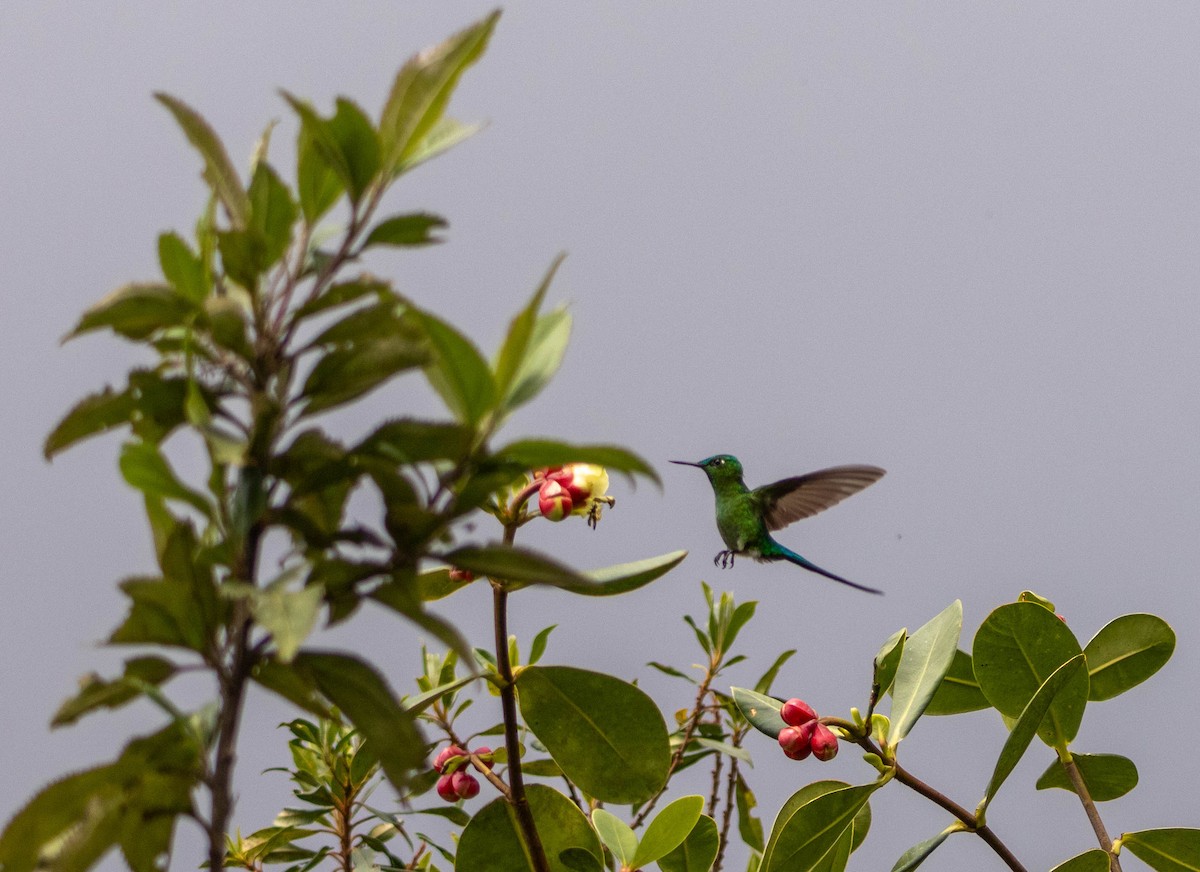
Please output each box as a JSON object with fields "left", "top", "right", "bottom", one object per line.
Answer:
{"left": 890, "top": 600, "right": 962, "bottom": 744}
{"left": 765, "top": 783, "right": 877, "bottom": 872}
{"left": 657, "top": 815, "right": 720, "bottom": 872}
{"left": 633, "top": 795, "right": 705, "bottom": 867}
{"left": 1084, "top": 614, "right": 1175, "bottom": 701}
{"left": 517, "top": 665, "right": 669, "bottom": 804}
{"left": 1036, "top": 753, "right": 1138, "bottom": 802}
{"left": 456, "top": 784, "right": 601, "bottom": 872}
{"left": 1121, "top": 828, "right": 1200, "bottom": 872}
{"left": 1049, "top": 850, "right": 1111, "bottom": 872}
{"left": 924, "top": 649, "right": 990, "bottom": 715}
{"left": 731, "top": 686, "right": 786, "bottom": 739}
{"left": 873, "top": 627, "right": 906, "bottom": 696}
{"left": 591, "top": 809, "right": 636, "bottom": 866}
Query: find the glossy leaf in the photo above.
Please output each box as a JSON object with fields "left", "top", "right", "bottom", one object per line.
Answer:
{"left": 732, "top": 686, "right": 787, "bottom": 739}
{"left": 52, "top": 656, "right": 177, "bottom": 727}
{"left": 155, "top": 92, "right": 250, "bottom": 227}
{"left": 362, "top": 212, "right": 446, "bottom": 248}
{"left": 633, "top": 795, "right": 705, "bottom": 867}
{"left": 811, "top": 825, "right": 854, "bottom": 872}
{"left": 495, "top": 438, "right": 660, "bottom": 485}
{"left": 657, "top": 814, "right": 720, "bottom": 872}
{"left": 1121, "top": 828, "right": 1200, "bottom": 872}
{"left": 379, "top": 10, "right": 499, "bottom": 174}
{"left": 292, "top": 651, "right": 424, "bottom": 789}
{"left": 1048, "top": 850, "right": 1111, "bottom": 872}
{"left": 1084, "top": 614, "right": 1175, "bottom": 701}
{"left": 890, "top": 600, "right": 962, "bottom": 744}
{"left": 763, "top": 782, "right": 876, "bottom": 872}
{"left": 1036, "top": 753, "right": 1138, "bottom": 802}
{"left": 69, "top": 282, "right": 196, "bottom": 341}
{"left": 973, "top": 602, "right": 1089, "bottom": 747}
{"left": 455, "top": 784, "right": 601, "bottom": 872}
{"left": 924, "top": 648, "right": 989, "bottom": 715}
{"left": 980, "top": 656, "right": 1085, "bottom": 814}
{"left": 891, "top": 828, "right": 954, "bottom": 872}
{"left": 517, "top": 665, "right": 670, "bottom": 803}
{"left": 592, "top": 808, "right": 637, "bottom": 867}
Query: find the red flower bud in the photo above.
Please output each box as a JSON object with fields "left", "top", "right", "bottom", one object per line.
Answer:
{"left": 780, "top": 698, "right": 818, "bottom": 727}
{"left": 811, "top": 724, "right": 839, "bottom": 761}
{"left": 436, "top": 773, "right": 459, "bottom": 802}
{"left": 474, "top": 746, "right": 494, "bottom": 769}
{"left": 778, "top": 722, "right": 815, "bottom": 760}
{"left": 433, "top": 744, "right": 468, "bottom": 773}
{"left": 538, "top": 479, "right": 573, "bottom": 521}
{"left": 451, "top": 770, "right": 480, "bottom": 799}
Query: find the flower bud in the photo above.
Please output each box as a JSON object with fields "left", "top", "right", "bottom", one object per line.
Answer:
{"left": 780, "top": 698, "right": 818, "bottom": 727}
{"left": 448, "top": 568, "right": 476, "bottom": 583}
{"left": 451, "top": 769, "right": 480, "bottom": 799}
{"left": 436, "top": 773, "right": 458, "bottom": 802}
{"left": 778, "top": 722, "right": 815, "bottom": 760}
{"left": 810, "top": 724, "right": 839, "bottom": 761}
{"left": 538, "top": 479, "right": 573, "bottom": 521}
{"left": 433, "top": 744, "right": 468, "bottom": 773}
{"left": 474, "top": 746, "right": 494, "bottom": 769}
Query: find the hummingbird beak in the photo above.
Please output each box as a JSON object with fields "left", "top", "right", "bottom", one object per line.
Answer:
{"left": 669, "top": 460, "right": 702, "bottom": 468}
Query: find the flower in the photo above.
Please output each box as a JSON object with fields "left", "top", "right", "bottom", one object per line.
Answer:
{"left": 781, "top": 698, "right": 818, "bottom": 727}
{"left": 778, "top": 722, "right": 815, "bottom": 760}
{"left": 810, "top": 724, "right": 839, "bottom": 761}
{"left": 536, "top": 463, "right": 615, "bottom": 527}
{"left": 537, "top": 479, "right": 573, "bottom": 521}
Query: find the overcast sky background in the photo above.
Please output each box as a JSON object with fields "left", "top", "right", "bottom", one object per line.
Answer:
{"left": 3, "top": 4, "right": 1199, "bottom": 870}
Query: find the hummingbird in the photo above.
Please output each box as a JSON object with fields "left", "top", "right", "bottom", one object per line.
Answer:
{"left": 670, "top": 455, "right": 885, "bottom": 594}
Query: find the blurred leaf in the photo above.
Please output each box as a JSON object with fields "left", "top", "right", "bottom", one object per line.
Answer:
{"left": 980, "top": 656, "right": 1085, "bottom": 814}
{"left": 731, "top": 686, "right": 787, "bottom": 740}
{"left": 1048, "top": 850, "right": 1111, "bottom": 872}
{"left": 292, "top": 651, "right": 425, "bottom": 790}
{"left": 44, "top": 385, "right": 136, "bottom": 459}
{"left": 293, "top": 277, "right": 389, "bottom": 321}
{"left": 1084, "top": 614, "right": 1175, "bottom": 701}
{"left": 443, "top": 545, "right": 585, "bottom": 587}
{"left": 327, "top": 98, "right": 380, "bottom": 201}
{"left": 249, "top": 582, "right": 324, "bottom": 664}
{"left": 217, "top": 227, "right": 268, "bottom": 290}
{"left": 251, "top": 659, "right": 334, "bottom": 720}
{"left": 282, "top": 94, "right": 378, "bottom": 204}
{"left": 355, "top": 418, "right": 474, "bottom": 464}
{"left": 155, "top": 92, "right": 250, "bottom": 227}
{"left": 657, "top": 814, "right": 720, "bottom": 872}
{"left": 592, "top": 808, "right": 636, "bottom": 867}
{"left": 295, "top": 117, "right": 344, "bottom": 222}
{"left": 248, "top": 161, "right": 298, "bottom": 266}
{"left": 517, "top": 665, "right": 669, "bottom": 804}
{"left": 52, "top": 656, "right": 177, "bottom": 727}
{"left": 362, "top": 212, "right": 447, "bottom": 248}
{"left": 890, "top": 828, "right": 955, "bottom": 872}
{"left": 1036, "top": 753, "right": 1138, "bottom": 802}
{"left": 973, "top": 602, "right": 1089, "bottom": 747}
{"left": 456, "top": 784, "right": 601, "bottom": 871}
{"left": 754, "top": 649, "right": 797, "bottom": 695}
{"left": 301, "top": 329, "right": 428, "bottom": 415}
{"left": 370, "top": 576, "right": 473, "bottom": 663}
{"left": 494, "top": 254, "right": 561, "bottom": 403}
{"left": 416, "top": 309, "right": 497, "bottom": 424}
{"left": 762, "top": 782, "right": 876, "bottom": 872}
{"left": 633, "top": 795, "right": 704, "bottom": 867}
{"left": 495, "top": 438, "right": 659, "bottom": 485}
{"left": 528, "top": 624, "right": 555, "bottom": 665}
{"left": 890, "top": 600, "right": 962, "bottom": 744}
{"left": 379, "top": 11, "right": 499, "bottom": 174}
{"left": 111, "top": 576, "right": 210, "bottom": 652}
{"left": 396, "top": 116, "right": 485, "bottom": 173}
{"left": 69, "top": 282, "right": 196, "bottom": 341}
{"left": 505, "top": 307, "right": 571, "bottom": 412}
{"left": 158, "top": 231, "right": 207, "bottom": 303}
{"left": 1120, "top": 828, "right": 1200, "bottom": 872}
{"left": 924, "top": 649, "right": 989, "bottom": 715}
{"left": 693, "top": 737, "right": 751, "bottom": 762}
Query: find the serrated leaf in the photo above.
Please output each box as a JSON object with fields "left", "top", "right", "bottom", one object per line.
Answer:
{"left": 1121, "top": 828, "right": 1200, "bottom": 872}
{"left": 633, "top": 795, "right": 704, "bottom": 867}
{"left": 155, "top": 92, "right": 250, "bottom": 227}
{"left": 517, "top": 665, "right": 669, "bottom": 804}
{"left": 1036, "top": 753, "right": 1138, "bottom": 802}
{"left": 362, "top": 212, "right": 447, "bottom": 248}
{"left": 657, "top": 814, "right": 720, "bottom": 872}
{"left": 731, "top": 686, "right": 787, "bottom": 739}
{"left": 495, "top": 438, "right": 659, "bottom": 485}
{"left": 1084, "top": 614, "right": 1175, "bottom": 701}
{"left": 890, "top": 600, "right": 962, "bottom": 744}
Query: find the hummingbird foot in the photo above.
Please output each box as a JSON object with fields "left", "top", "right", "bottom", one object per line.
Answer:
{"left": 713, "top": 550, "right": 736, "bottom": 569}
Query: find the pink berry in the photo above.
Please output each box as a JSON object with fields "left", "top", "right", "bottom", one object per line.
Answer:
{"left": 780, "top": 698, "right": 818, "bottom": 727}
{"left": 436, "top": 774, "right": 458, "bottom": 802}
{"left": 451, "top": 770, "right": 480, "bottom": 799}
{"left": 433, "top": 744, "right": 468, "bottom": 773}
{"left": 811, "top": 724, "right": 839, "bottom": 761}
{"left": 778, "top": 722, "right": 815, "bottom": 760}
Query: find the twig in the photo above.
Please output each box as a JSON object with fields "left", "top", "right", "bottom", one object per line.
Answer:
{"left": 1060, "top": 752, "right": 1122, "bottom": 872}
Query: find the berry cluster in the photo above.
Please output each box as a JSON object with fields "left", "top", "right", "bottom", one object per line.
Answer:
{"left": 777, "top": 698, "right": 838, "bottom": 762}
{"left": 432, "top": 744, "right": 492, "bottom": 802}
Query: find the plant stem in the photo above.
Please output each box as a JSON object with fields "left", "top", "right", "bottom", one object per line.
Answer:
{"left": 713, "top": 753, "right": 742, "bottom": 872}
{"left": 1060, "top": 753, "right": 1122, "bottom": 872}
{"left": 208, "top": 598, "right": 255, "bottom": 870}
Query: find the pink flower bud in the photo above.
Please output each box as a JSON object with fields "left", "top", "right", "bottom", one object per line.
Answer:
{"left": 538, "top": 479, "right": 573, "bottom": 521}
{"left": 451, "top": 770, "right": 480, "bottom": 799}
{"left": 549, "top": 464, "right": 610, "bottom": 515}
{"left": 778, "top": 722, "right": 815, "bottom": 760}
{"left": 474, "top": 746, "right": 494, "bottom": 769}
{"left": 780, "top": 698, "right": 818, "bottom": 727}
{"left": 436, "top": 773, "right": 458, "bottom": 802}
{"left": 811, "top": 724, "right": 839, "bottom": 761}
{"left": 433, "top": 744, "right": 468, "bottom": 773}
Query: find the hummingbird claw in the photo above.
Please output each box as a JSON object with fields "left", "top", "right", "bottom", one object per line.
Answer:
{"left": 714, "top": 550, "right": 735, "bottom": 569}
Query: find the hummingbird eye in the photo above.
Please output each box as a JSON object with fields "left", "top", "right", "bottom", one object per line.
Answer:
{"left": 713, "top": 458, "right": 724, "bottom": 466}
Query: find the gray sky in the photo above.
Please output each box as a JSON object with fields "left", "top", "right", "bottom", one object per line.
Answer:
{"left": 3, "top": 3, "right": 1199, "bottom": 870}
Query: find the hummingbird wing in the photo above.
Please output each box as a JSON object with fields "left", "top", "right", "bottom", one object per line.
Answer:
{"left": 753, "top": 465, "right": 885, "bottom": 531}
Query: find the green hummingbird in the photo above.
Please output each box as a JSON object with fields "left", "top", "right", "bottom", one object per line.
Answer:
{"left": 670, "top": 455, "right": 886, "bottom": 594}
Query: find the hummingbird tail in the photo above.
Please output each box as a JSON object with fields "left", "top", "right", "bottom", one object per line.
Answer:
{"left": 771, "top": 543, "right": 883, "bottom": 595}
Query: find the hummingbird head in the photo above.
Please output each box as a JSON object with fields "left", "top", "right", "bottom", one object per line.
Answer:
{"left": 669, "top": 454, "right": 744, "bottom": 484}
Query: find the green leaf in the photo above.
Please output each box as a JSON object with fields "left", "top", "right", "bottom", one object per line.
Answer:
{"left": 69, "top": 282, "right": 196, "bottom": 341}
{"left": 1084, "top": 613, "right": 1175, "bottom": 701}
{"left": 1036, "top": 753, "right": 1138, "bottom": 802}
{"left": 301, "top": 330, "right": 428, "bottom": 415}
{"left": 980, "top": 655, "right": 1085, "bottom": 814}
{"left": 528, "top": 625, "right": 555, "bottom": 665}
{"left": 559, "top": 847, "right": 605, "bottom": 872}
{"left": 379, "top": 10, "right": 499, "bottom": 175}
{"left": 362, "top": 212, "right": 447, "bottom": 248}
{"left": 52, "top": 656, "right": 177, "bottom": 727}
{"left": 889, "top": 600, "right": 962, "bottom": 744}
{"left": 158, "top": 231, "right": 207, "bottom": 303}
{"left": 505, "top": 307, "right": 571, "bottom": 412}
{"left": 355, "top": 418, "right": 474, "bottom": 465}
{"left": 251, "top": 659, "right": 334, "bottom": 720}
{"left": 973, "top": 602, "right": 1089, "bottom": 747}
{"left": 455, "top": 784, "right": 601, "bottom": 872}
{"left": 494, "top": 254, "right": 562, "bottom": 404}
{"left": 571, "top": 550, "right": 688, "bottom": 596}
{"left": 1121, "top": 828, "right": 1200, "bottom": 872}
{"left": 155, "top": 92, "right": 250, "bottom": 227}
{"left": 763, "top": 782, "right": 876, "bottom": 872}
{"left": 110, "top": 576, "right": 210, "bottom": 652}
{"left": 248, "top": 161, "right": 298, "bottom": 267}
{"left": 924, "top": 649, "right": 990, "bottom": 715}
{"left": 400, "top": 115, "right": 486, "bottom": 172}
{"left": 755, "top": 649, "right": 797, "bottom": 695}
{"left": 873, "top": 628, "right": 906, "bottom": 695}
{"left": 119, "top": 441, "right": 212, "bottom": 517}
{"left": 890, "top": 828, "right": 954, "bottom": 872}
{"left": 327, "top": 98, "right": 380, "bottom": 201}
{"left": 731, "top": 686, "right": 787, "bottom": 739}
{"left": 735, "top": 771, "right": 765, "bottom": 852}
{"left": 633, "top": 795, "right": 704, "bottom": 867}
{"left": 217, "top": 227, "right": 268, "bottom": 290}
{"left": 44, "top": 385, "right": 136, "bottom": 459}
{"left": 516, "top": 665, "right": 670, "bottom": 804}
{"left": 282, "top": 94, "right": 378, "bottom": 204}
{"left": 694, "top": 736, "right": 752, "bottom": 762}
{"left": 657, "top": 814, "right": 720, "bottom": 872}
{"left": 249, "top": 583, "right": 324, "bottom": 664}
{"left": 591, "top": 808, "right": 637, "bottom": 867}
{"left": 1048, "top": 850, "right": 1111, "bottom": 872}
{"left": 295, "top": 116, "right": 344, "bottom": 222}
{"left": 495, "top": 438, "right": 660, "bottom": 485}
{"left": 416, "top": 309, "right": 497, "bottom": 424}
{"left": 443, "top": 545, "right": 586, "bottom": 587}
{"left": 292, "top": 651, "right": 425, "bottom": 790}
